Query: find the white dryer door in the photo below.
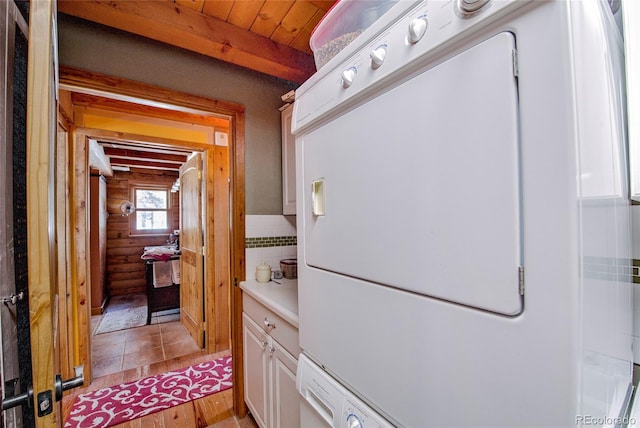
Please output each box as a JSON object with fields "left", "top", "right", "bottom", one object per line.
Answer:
{"left": 300, "top": 32, "right": 522, "bottom": 315}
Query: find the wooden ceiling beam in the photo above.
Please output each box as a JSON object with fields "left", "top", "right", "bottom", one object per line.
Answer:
{"left": 57, "top": 0, "right": 316, "bottom": 84}
{"left": 102, "top": 147, "right": 189, "bottom": 163}
{"left": 109, "top": 157, "right": 183, "bottom": 170}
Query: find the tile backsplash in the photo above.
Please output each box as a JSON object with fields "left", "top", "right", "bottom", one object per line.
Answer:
{"left": 245, "top": 215, "right": 297, "bottom": 280}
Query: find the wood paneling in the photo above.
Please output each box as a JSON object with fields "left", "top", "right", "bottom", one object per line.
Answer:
{"left": 106, "top": 169, "right": 180, "bottom": 296}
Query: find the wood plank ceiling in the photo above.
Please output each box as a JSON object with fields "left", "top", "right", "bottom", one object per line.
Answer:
{"left": 57, "top": 0, "right": 338, "bottom": 84}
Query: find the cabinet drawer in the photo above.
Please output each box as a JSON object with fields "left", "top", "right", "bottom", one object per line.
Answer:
{"left": 244, "top": 294, "right": 300, "bottom": 357}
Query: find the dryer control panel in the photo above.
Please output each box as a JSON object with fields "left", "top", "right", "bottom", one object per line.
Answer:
{"left": 293, "top": 0, "right": 532, "bottom": 135}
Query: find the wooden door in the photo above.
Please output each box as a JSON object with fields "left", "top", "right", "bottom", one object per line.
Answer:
{"left": 180, "top": 152, "right": 205, "bottom": 347}
{"left": 27, "top": 0, "right": 63, "bottom": 426}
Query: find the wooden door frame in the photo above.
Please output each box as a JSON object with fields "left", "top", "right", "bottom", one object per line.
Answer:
{"left": 59, "top": 66, "right": 248, "bottom": 417}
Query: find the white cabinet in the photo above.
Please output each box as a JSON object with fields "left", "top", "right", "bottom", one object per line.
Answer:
{"left": 243, "top": 294, "right": 300, "bottom": 428}
{"left": 243, "top": 313, "right": 270, "bottom": 428}
{"left": 281, "top": 103, "right": 296, "bottom": 215}
{"left": 270, "top": 336, "right": 298, "bottom": 428}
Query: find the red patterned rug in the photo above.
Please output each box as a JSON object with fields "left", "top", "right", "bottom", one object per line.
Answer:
{"left": 64, "top": 356, "right": 232, "bottom": 428}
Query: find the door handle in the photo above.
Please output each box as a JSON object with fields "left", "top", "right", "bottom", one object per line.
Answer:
{"left": 1, "top": 379, "right": 33, "bottom": 411}
{"left": 2, "top": 365, "right": 85, "bottom": 413}
{"left": 55, "top": 365, "right": 85, "bottom": 401}
{"left": 311, "top": 178, "right": 326, "bottom": 216}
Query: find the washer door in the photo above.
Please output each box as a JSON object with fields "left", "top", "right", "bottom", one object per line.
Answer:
{"left": 300, "top": 32, "right": 522, "bottom": 315}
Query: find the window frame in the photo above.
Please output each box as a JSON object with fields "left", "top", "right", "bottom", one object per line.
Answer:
{"left": 129, "top": 184, "right": 173, "bottom": 236}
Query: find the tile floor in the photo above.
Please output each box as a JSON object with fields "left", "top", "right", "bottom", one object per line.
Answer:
{"left": 91, "top": 309, "right": 201, "bottom": 378}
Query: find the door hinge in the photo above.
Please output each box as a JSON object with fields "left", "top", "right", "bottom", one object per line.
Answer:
{"left": 1, "top": 291, "right": 24, "bottom": 306}
{"left": 512, "top": 49, "right": 519, "bottom": 77}
{"left": 518, "top": 266, "right": 525, "bottom": 295}
{"left": 234, "top": 277, "right": 238, "bottom": 287}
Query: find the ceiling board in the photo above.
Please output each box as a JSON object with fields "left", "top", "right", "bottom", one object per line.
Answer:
{"left": 228, "top": 0, "right": 266, "bottom": 30}
{"left": 57, "top": 0, "right": 338, "bottom": 83}
{"left": 249, "top": 0, "right": 295, "bottom": 39}
{"left": 271, "top": 0, "right": 317, "bottom": 47}
{"left": 202, "top": 0, "right": 234, "bottom": 21}
{"left": 289, "top": 8, "right": 324, "bottom": 53}
{"left": 175, "top": 0, "right": 206, "bottom": 12}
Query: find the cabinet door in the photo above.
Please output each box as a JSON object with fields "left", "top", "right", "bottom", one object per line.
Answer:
{"left": 281, "top": 104, "right": 296, "bottom": 215}
{"left": 271, "top": 340, "right": 300, "bottom": 428}
{"left": 243, "top": 313, "right": 270, "bottom": 428}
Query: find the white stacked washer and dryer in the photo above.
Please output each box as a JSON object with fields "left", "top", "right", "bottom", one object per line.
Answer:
{"left": 293, "top": 0, "right": 632, "bottom": 427}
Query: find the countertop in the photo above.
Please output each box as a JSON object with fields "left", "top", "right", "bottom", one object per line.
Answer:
{"left": 240, "top": 278, "right": 298, "bottom": 327}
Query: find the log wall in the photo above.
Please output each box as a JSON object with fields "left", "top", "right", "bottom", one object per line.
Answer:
{"left": 106, "top": 168, "right": 180, "bottom": 296}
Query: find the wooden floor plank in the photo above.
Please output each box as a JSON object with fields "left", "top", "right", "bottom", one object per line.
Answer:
{"left": 195, "top": 393, "right": 233, "bottom": 426}
{"left": 162, "top": 402, "right": 199, "bottom": 428}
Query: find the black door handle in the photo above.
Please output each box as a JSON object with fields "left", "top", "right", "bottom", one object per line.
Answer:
{"left": 2, "top": 365, "right": 84, "bottom": 413}
{"left": 54, "top": 365, "right": 84, "bottom": 401}
{"left": 1, "top": 379, "right": 32, "bottom": 411}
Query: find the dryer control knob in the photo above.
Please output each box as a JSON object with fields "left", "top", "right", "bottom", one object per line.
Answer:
{"left": 407, "top": 16, "right": 428, "bottom": 44}
{"left": 370, "top": 45, "right": 387, "bottom": 69}
{"left": 341, "top": 67, "right": 357, "bottom": 88}
{"left": 346, "top": 414, "right": 363, "bottom": 428}
{"left": 456, "top": 0, "right": 491, "bottom": 14}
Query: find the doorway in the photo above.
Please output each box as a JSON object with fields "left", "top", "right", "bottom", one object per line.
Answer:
{"left": 58, "top": 66, "right": 246, "bottom": 414}
{"left": 88, "top": 145, "right": 204, "bottom": 378}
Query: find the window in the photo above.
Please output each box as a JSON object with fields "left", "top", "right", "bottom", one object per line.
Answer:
{"left": 131, "top": 186, "right": 171, "bottom": 234}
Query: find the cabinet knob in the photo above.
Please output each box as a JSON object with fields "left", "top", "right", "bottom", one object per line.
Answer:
{"left": 264, "top": 318, "right": 276, "bottom": 330}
